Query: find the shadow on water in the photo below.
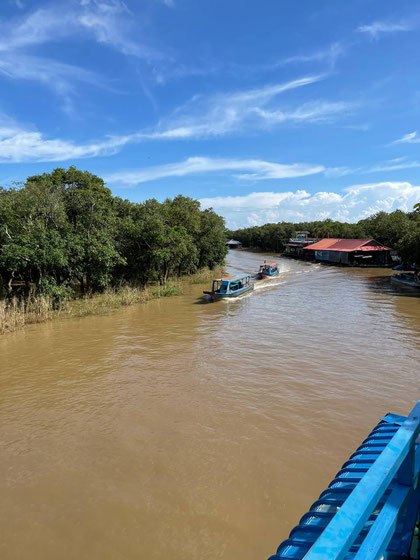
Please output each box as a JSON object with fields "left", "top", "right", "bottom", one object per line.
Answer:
{"left": 194, "top": 296, "right": 211, "bottom": 305}
{"left": 366, "top": 275, "right": 420, "bottom": 298}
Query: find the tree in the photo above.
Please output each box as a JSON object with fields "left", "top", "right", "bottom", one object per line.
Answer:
{"left": 28, "top": 167, "right": 124, "bottom": 292}
{"left": 396, "top": 204, "right": 420, "bottom": 265}
{"left": 197, "top": 209, "right": 228, "bottom": 269}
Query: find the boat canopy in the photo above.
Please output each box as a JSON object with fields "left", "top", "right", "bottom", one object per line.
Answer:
{"left": 215, "top": 274, "right": 251, "bottom": 282}
{"left": 215, "top": 275, "right": 236, "bottom": 281}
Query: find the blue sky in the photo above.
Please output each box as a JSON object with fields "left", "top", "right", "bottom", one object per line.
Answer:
{"left": 1, "top": 0, "right": 420, "bottom": 228}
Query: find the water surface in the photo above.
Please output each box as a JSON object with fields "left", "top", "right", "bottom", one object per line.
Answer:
{"left": 1, "top": 251, "right": 419, "bottom": 559}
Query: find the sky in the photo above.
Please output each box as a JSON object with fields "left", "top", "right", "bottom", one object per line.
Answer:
{"left": 1, "top": 0, "right": 420, "bottom": 228}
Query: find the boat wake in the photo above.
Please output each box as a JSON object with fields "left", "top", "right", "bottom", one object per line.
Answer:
{"left": 253, "top": 278, "right": 286, "bottom": 291}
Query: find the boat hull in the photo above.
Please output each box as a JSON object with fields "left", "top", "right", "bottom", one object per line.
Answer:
{"left": 209, "top": 284, "right": 254, "bottom": 301}
{"left": 260, "top": 270, "right": 279, "bottom": 278}
{"left": 391, "top": 274, "right": 420, "bottom": 289}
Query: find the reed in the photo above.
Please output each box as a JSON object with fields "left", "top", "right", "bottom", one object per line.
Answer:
{"left": 0, "top": 295, "right": 54, "bottom": 335}
{"left": 0, "top": 267, "right": 222, "bottom": 335}
{"left": 182, "top": 266, "right": 223, "bottom": 285}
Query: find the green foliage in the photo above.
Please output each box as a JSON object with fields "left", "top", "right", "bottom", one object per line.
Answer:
{"left": 358, "top": 210, "right": 411, "bottom": 248}
{"left": 396, "top": 209, "right": 420, "bottom": 265}
{"left": 0, "top": 167, "right": 228, "bottom": 300}
{"left": 228, "top": 205, "right": 420, "bottom": 264}
{"left": 37, "top": 277, "right": 72, "bottom": 308}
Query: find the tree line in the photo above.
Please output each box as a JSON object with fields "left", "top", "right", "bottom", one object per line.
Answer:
{"left": 227, "top": 205, "right": 420, "bottom": 265}
{"left": 0, "top": 167, "right": 228, "bottom": 301}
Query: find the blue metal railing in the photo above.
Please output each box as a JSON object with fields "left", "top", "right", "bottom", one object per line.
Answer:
{"left": 269, "top": 401, "right": 420, "bottom": 560}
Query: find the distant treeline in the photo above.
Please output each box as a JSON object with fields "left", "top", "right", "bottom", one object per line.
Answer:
{"left": 0, "top": 167, "right": 228, "bottom": 301}
{"left": 227, "top": 206, "right": 420, "bottom": 264}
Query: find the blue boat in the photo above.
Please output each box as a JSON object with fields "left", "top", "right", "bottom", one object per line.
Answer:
{"left": 203, "top": 274, "right": 254, "bottom": 301}
{"left": 259, "top": 261, "right": 279, "bottom": 278}
{"left": 391, "top": 273, "right": 420, "bottom": 290}
{"left": 268, "top": 400, "right": 420, "bottom": 560}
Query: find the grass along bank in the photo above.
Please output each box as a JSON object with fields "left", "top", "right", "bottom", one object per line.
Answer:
{"left": 0, "top": 267, "right": 223, "bottom": 335}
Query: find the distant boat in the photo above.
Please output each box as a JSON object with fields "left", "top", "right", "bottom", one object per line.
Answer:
{"left": 391, "top": 273, "right": 420, "bottom": 289}
{"left": 203, "top": 274, "right": 254, "bottom": 301}
{"left": 258, "top": 261, "right": 279, "bottom": 278}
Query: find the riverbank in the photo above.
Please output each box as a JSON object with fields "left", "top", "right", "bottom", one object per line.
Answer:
{"left": 0, "top": 267, "right": 222, "bottom": 335}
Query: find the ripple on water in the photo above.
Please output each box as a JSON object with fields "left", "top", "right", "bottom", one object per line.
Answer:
{"left": 0, "top": 250, "right": 419, "bottom": 560}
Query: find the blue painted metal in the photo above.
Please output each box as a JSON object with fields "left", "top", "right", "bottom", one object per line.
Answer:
{"left": 391, "top": 273, "right": 420, "bottom": 289}
{"left": 203, "top": 273, "right": 254, "bottom": 301}
{"left": 268, "top": 401, "right": 420, "bottom": 560}
{"left": 259, "top": 262, "right": 279, "bottom": 277}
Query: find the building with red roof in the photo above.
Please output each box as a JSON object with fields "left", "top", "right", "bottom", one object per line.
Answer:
{"left": 284, "top": 231, "right": 319, "bottom": 258}
{"left": 303, "top": 238, "right": 391, "bottom": 266}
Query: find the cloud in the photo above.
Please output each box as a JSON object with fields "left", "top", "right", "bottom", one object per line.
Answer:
{"left": 357, "top": 20, "right": 412, "bottom": 39}
{"left": 367, "top": 160, "right": 420, "bottom": 173}
{"left": 0, "top": 87, "right": 343, "bottom": 160}
{"left": 0, "top": 1, "right": 164, "bottom": 108}
{"left": 0, "top": 54, "right": 109, "bottom": 114}
{"left": 281, "top": 42, "right": 346, "bottom": 68}
{"left": 0, "top": 2, "right": 160, "bottom": 59}
{"left": 77, "top": 0, "right": 164, "bottom": 60}
{"left": 11, "top": 0, "right": 24, "bottom": 8}
{"left": 392, "top": 131, "right": 420, "bottom": 144}
{"left": 105, "top": 157, "right": 324, "bottom": 185}
{"left": 0, "top": 8, "right": 72, "bottom": 52}
{"left": 137, "top": 76, "right": 354, "bottom": 140}
{"left": 199, "top": 181, "right": 420, "bottom": 228}
{"left": 0, "top": 122, "right": 134, "bottom": 162}
{"left": 325, "top": 158, "right": 420, "bottom": 177}
{"left": 254, "top": 100, "right": 352, "bottom": 124}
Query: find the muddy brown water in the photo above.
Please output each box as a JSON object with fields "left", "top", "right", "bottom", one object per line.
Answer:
{"left": 1, "top": 250, "right": 419, "bottom": 560}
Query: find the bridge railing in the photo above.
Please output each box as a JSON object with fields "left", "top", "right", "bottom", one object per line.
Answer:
{"left": 302, "top": 400, "right": 420, "bottom": 560}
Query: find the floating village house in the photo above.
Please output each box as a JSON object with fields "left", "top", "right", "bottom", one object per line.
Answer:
{"left": 284, "top": 231, "right": 318, "bottom": 258}
{"left": 226, "top": 239, "right": 243, "bottom": 249}
{"left": 303, "top": 238, "right": 392, "bottom": 266}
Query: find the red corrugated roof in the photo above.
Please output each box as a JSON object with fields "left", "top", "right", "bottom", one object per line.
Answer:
{"left": 304, "top": 238, "right": 339, "bottom": 250}
{"left": 356, "top": 245, "right": 391, "bottom": 252}
{"left": 304, "top": 238, "right": 390, "bottom": 252}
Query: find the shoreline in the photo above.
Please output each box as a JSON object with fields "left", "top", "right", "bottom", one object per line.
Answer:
{"left": 0, "top": 267, "right": 223, "bottom": 336}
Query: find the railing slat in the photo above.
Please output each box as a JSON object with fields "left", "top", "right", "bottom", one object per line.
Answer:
{"left": 303, "top": 401, "right": 420, "bottom": 560}
{"left": 353, "top": 484, "right": 410, "bottom": 560}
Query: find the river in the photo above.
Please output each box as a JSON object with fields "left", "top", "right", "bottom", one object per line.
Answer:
{"left": 1, "top": 250, "right": 419, "bottom": 560}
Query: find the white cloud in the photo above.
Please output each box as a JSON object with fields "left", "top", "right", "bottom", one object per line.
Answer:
{"left": 11, "top": 0, "right": 24, "bottom": 9}
{"left": 0, "top": 1, "right": 164, "bottom": 107}
{"left": 324, "top": 167, "right": 355, "bottom": 178}
{"left": 367, "top": 160, "right": 420, "bottom": 173}
{"left": 0, "top": 95, "right": 340, "bottom": 161}
{"left": 0, "top": 123, "right": 133, "bottom": 163}
{"left": 138, "top": 76, "right": 354, "bottom": 140}
{"left": 0, "top": 8, "right": 71, "bottom": 51}
{"left": 199, "top": 181, "right": 420, "bottom": 228}
{"left": 105, "top": 157, "right": 324, "bottom": 185}
{"left": 254, "top": 101, "right": 352, "bottom": 124}
{"left": 324, "top": 158, "right": 420, "bottom": 177}
{"left": 78, "top": 0, "right": 163, "bottom": 60}
{"left": 281, "top": 42, "right": 346, "bottom": 67}
{"left": 392, "top": 131, "right": 420, "bottom": 144}
{"left": 0, "top": 54, "right": 109, "bottom": 114}
{"left": 0, "top": 2, "right": 160, "bottom": 59}
{"left": 357, "top": 20, "right": 412, "bottom": 39}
